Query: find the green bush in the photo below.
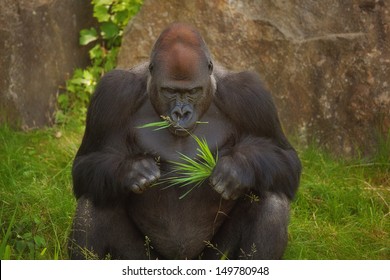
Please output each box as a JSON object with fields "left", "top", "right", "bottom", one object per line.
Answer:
{"left": 56, "top": 0, "right": 143, "bottom": 124}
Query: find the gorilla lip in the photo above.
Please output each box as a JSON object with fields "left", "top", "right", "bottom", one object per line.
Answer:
{"left": 169, "top": 123, "right": 196, "bottom": 137}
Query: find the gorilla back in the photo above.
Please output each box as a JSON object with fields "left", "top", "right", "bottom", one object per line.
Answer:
{"left": 69, "top": 23, "right": 301, "bottom": 260}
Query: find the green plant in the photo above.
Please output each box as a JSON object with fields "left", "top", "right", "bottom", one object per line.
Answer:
{"left": 56, "top": 0, "right": 143, "bottom": 124}
{"left": 0, "top": 125, "right": 78, "bottom": 259}
{"left": 167, "top": 135, "right": 217, "bottom": 199}
{"left": 0, "top": 208, "right": 16, "bottom": 260}
{"left": 138, "top": 116, "right": 217, "bottom": 198}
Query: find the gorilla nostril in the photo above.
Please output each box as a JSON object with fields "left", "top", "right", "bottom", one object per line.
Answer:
{"left": 171, "top": 110, "right": 182, "bottom": 122}
{"left": 183, "top": 111, "right": 191, "bottom": 120}
{"left": 171, "top": 106, "right": 192, "bottom": 122}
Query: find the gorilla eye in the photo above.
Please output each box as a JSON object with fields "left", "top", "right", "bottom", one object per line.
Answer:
{"left": 208, "top": 61, "right": 213, "bottom": 73}
{"left": 161, "top": 87, "right": 176, "bottom": 99}
{"left": 190, "top": 87, "right": 202, "bottom": 95}
{"left": 162, "top": 87, "right": 175, "bottom": 94}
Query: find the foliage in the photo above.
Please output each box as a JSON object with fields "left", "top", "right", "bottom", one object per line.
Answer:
{"left": 138, "top": 116, "right": 217, "bottom": 199}
{"left": 284, "top": 143, "right": 390, "bottom": 259}
{"left": 166, "top": 135, "right": 217, "bottom": 199}
{"left": 0, "top": 124, "right": 81, "bottom": 259}
{"left": 56, "top": 0, "right": 143, "bottom": 124}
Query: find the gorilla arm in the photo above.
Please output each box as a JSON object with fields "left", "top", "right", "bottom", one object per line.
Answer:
{"left": 72, "top": 69, "right": 160, "bottom": 206}
{"left": 212, "top": 71, "right": 301, "bottom": 200}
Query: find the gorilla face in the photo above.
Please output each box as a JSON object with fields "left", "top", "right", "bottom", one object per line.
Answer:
{"left": 148, "top": 25, "right": 214, "bottom": 136}
{"left": 158, "top": 85, "right": 202, "bottom": 136}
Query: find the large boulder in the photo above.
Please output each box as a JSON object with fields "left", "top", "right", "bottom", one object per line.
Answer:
{"left": 0, "top": 0, "right": 96, "bottom": 129}
{"left": 118, "top": 0, "right": 390, "bottom": 157}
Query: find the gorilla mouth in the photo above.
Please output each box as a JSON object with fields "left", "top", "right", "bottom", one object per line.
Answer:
{"left": 169, "top": 123, "right": 196, "bottom": 137}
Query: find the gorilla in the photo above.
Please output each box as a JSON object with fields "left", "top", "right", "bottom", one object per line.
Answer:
{"left": 69, "top": 23, "right": 301, "bottom": 260}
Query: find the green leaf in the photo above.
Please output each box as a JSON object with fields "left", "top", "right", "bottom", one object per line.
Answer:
{"left": 104, "top": 48, "right": 119, "bottom": 72}
{"left": 113, "top": 10, "right": 130, "bottom": 25}
{"left": 79, "top": 28, "right": 98, "bottom": 45}
{"left": 100, "top": 21, "right": 120, "bottom": 39}
{"left": 93, "top": 4, "right": 110, "bottom": 22}
{"left": 40, "top": 247, "right": 47, "bottom": 256}
{"left": 82, "top": 70, "right": 95, "bottom": 81}
{"left": 57, "top": 94, "right": 69, "bottom": 109}
{"left": 34, "top": 236, "right": 46, "bottom": 247}
{"left": 93, "top": 0, "right": 113, "bottom": 5}
{"left": 3, "top": 245, "right": 12, "bottom": 259}
{"left": 89, "top": 44, "right": 103, "bottom": 60}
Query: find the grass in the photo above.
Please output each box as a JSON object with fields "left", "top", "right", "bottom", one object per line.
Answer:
{"left": 284, "top": 144, "right": 390, "bottom": 259}
{"left": 0, "top": 124, "right": 81, "bottom": 259}
{"left": 138, "top": 116, "right": 217, "bottom": 199}
{"left": 0, "top": 123, "right": 389, "bottom": 259}
{"left": 164, "top": 135, "right": 217, "bottom": 199}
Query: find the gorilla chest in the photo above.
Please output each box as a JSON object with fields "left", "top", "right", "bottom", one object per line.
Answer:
{"left": 129, "top": 101, "right": 235, "bottom": 258}
{"left": 131, "top": 101, "right": 233, "bottom": 162}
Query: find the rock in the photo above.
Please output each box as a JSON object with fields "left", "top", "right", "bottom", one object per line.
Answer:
{"left": 0, "top": 0, "right": 96, "bottom": 129}
{"left": 117, "top": 0, "right": 390, "bottom": 157}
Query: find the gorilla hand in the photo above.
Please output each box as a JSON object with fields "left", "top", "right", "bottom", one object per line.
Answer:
{"left": 210, "top": 155, "right": 253, "bottom": 200}
{"left": 123, "top": 157, "right": 160, "bottom": 194}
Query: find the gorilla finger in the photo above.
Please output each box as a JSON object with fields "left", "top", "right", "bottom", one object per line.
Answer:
{"left": 129, "top": 183, "right": 143, "bottom": 194}
{"left": 138, "top": 177, "right": 148, "bottom": 187}
{"left": 149, "top": 166, "right": 161, "bottom": 179}
{"left": 126, "top": 177, "right": 148, "bottom": 193}
{"left": 142, "top": 158, "right": 160, "bottom": 170}
{"left": 222, "top": 189, "right": 239, "bottom": 200}
{"left": 139, "top": 169, "right": 160, "bottom": 185}
{"left": 221, "top": 183, "right": 241, "bottom": 200}
{"left": 210, "top": 175, "right": 220, "bottom": 187}
{"left": 212, "top": 180, "right": 228, "bottom": 195}
{"left": 133, "top": 158, "right": 153, "bottom": 171}
{"left": 219, "top": 187, "right": 237, "bottom": 200}
{"left": 138, "top": 160, "right": 160, "bottom": 177}
{"left": 210, "top": 170, "right": 224, "bottom": 186}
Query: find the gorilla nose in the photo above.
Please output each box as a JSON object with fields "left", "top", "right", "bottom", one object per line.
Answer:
{"left": 171, "top": 105, "right": 192, "bottom": 123}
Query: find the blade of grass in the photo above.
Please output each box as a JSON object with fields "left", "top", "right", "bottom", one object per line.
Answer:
{"left": 0, "top": 207, "right": 17, "bottom": 259}
{"left": 137, "top": 117, "right": 217, "bottom": 198}
{"left": 136, "top": 120, "right": 171, "bottom": 130}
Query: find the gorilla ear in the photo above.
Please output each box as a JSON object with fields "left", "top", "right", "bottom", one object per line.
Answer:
{"left": 208, "top": 61, "right": 213, "bottom": 75}
{"left": 148, "top": 63, "right": 154, "bottom": 74}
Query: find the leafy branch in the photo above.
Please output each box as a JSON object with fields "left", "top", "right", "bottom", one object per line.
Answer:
{"left": 56, "top": 0, "right": 143, "bottom": 124}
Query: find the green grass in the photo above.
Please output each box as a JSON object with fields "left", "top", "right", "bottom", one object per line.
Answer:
{"left": 0, "top": 123, "right": 389, "bottom": 259}
{"left": 138, "top": 117, "right": 217, "bottom": 199}
{"left": 164, "top": 135, "right": 217, "bottom": 199}
{"left": 0, "top": 124, "right": 81, "bottom": 259}
{"left": 284, "top": 144, "right": 390, "bottom": 259}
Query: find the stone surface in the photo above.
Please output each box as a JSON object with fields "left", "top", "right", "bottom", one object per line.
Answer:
{"left": 118, "top": 0, "right": 390, "bottom": 157}
{"left": 0, "top": 0, "right": 96, "bottom": 129}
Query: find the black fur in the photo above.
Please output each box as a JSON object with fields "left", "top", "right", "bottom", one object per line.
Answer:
{"left": 69, "top": 23, "right": 301, "bottom": 260}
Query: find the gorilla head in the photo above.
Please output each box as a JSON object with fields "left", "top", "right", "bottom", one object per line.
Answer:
{"left": 147, "top": 23, "right": 215, "bottom": 136}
